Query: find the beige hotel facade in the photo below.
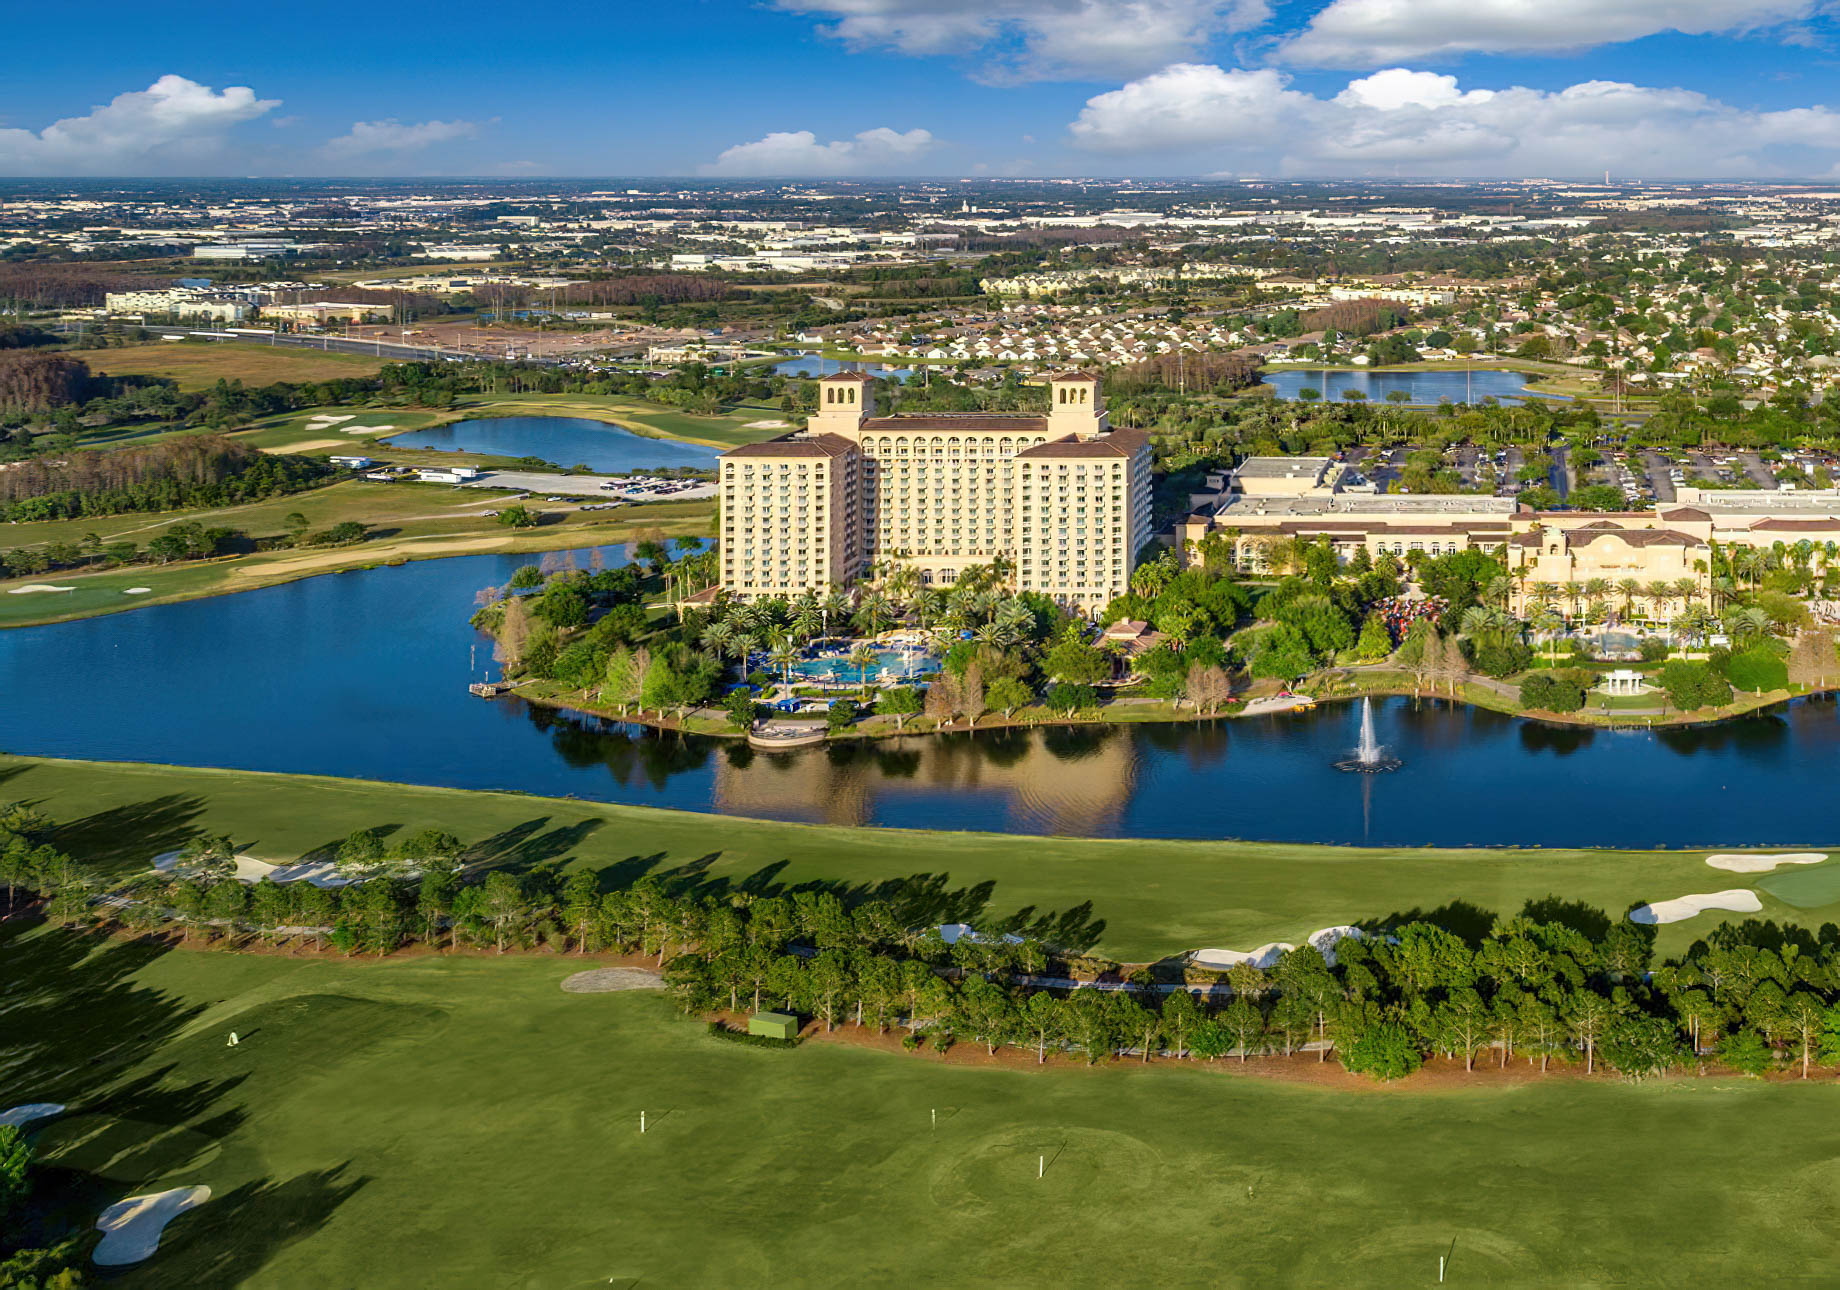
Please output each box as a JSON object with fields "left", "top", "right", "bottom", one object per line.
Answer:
{"left": 718, "top": 372, "right": 1152, "bottom": 614}
{"left": 1177, "top": 457, "right": 1840, "bottom": 618}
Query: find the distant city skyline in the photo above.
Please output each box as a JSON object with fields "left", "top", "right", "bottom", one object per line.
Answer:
{"left": 6, "top": 0, "right": 1840, "bottom": 179}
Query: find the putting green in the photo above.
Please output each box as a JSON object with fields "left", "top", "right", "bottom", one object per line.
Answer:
{"left": 1757, "top": 865, "right": 1840, "bottom": 908}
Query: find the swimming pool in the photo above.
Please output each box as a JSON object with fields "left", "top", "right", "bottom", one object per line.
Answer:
{"left": 782, "top": 648, "right": 940, "bottom": 685}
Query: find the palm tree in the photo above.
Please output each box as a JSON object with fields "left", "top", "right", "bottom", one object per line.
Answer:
{"left": 1460, "top": 604, "right": 1498, "bottom": 644}
{"left": 1676, "top": 603, "right": 1716, "bottom": 648}
{"left": 701, "top": 620, "right": 735, "bottom": 670}
{"left": 1727, "top": 605, "right": 1771, "bottom": 648}
{"left": 1583, "top": 577, "right": 1611, "bottom": 608}
{"left": 1645, "top": 580, "right": 1676, "bottom": 623}
{"left": 1483, "top": 575, "right": 1512, "bottom": 609}
{"left": 1584, "top": 599, "right": 1609, "bottom": 627}
{"left": 791, "top": 603, "right": 822, "bottom": 644}
{"left": 855, "top": 591, "right": 895, "bottom": 638}
{"left": 768, "top": 635, "right": 800, "bottom": 689}
{"left": 1532, "top": 607, "right": 1567, "bottom": 662}
{"left": 1616, "top": 578, "right": 1642, "bottom": 621}
{"left": 730, "top": 632, "right": 758, "bottom": 677}
{"left": 847, "top": 643, "right": 880, "bottom": 700}
{"left": 820, "top": 590, "right": 851, "bottom": 642}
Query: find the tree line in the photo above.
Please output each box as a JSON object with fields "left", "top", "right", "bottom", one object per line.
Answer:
{"left": 11, "top": 802, "right": 1840, "bottom": 1082}
{"left": 0, "top": 434, "right": 331, "bottom": 522}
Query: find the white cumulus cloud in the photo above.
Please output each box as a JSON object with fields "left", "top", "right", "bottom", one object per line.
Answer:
{"left": 775, "top": 0, "right": 1269, "bottom": 82}
{"left": 1069, "top": 63, "right": 1840, "bottom": 176}
{"left": 321, "top": 119, "right": 479, "bottom": 158}
{"left": 701, "top": 127, "right": 937, "bottom": 175}
{"left": 0, "top": 75, "right": 279, "bottom": 174}
{"left": 1277, "top": 0, "right": 1815, "bottom": 67}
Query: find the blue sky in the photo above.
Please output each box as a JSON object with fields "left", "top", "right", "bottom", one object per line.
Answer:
{"left": 3, "top": 0, "right": 1840, "bottom": 178}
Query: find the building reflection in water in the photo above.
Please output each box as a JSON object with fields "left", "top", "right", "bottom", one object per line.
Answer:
{"left": 713, "top": 727, "right": 1137, "bottom": 834}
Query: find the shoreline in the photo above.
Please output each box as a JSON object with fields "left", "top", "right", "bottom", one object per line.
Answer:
{"left": 511, "top": 670, "right": 1816, "bottom": 746}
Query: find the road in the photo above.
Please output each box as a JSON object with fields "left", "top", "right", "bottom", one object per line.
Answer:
{"left": 55, "top": 323, "right": 562, "bottom": 367}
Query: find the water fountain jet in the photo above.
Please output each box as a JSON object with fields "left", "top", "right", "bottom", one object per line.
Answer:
{"left": 1335, "top": 697, "right": 1402, "bottom": 773}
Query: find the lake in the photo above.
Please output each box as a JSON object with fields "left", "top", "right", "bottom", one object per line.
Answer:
{"left": 768, "top": 355, "right": 914, "bottom": 382}
{"left": 1260, "top": 368, "right": 1564, "bottom": 405}
{"left": 3, "top": 547, "right": 1838, "bottom": 848}
{"left": 385, "top": 417, "right": 721, "bottom": 472}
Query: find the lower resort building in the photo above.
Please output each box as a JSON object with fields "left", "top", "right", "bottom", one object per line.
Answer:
{"left": 718, "top": 372, "right": 1151, "bottom": 614}
{"left": 1176, "top": 460, "right": 1840, "bottom": 618}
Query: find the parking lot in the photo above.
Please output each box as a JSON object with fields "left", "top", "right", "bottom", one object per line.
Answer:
{"left": 458, "top": 470, "right": 717, "bottom": 502}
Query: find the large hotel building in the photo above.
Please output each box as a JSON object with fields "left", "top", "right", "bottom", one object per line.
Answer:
{"left": 718, "top": 372, "right": 1151, "bottom": 613}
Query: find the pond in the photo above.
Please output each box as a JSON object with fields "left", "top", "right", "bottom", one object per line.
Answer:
{"left": 1260, "top": 368, "right": 1564, "bottom": 406}
{"left": 385, "top": 417, "right": 720, "bottom": 473}
{"left": 4, "top": 547, "right": 1840, "bottom": 847}
{"left": 767, "top": 355, "right": 914, "bottom": 382}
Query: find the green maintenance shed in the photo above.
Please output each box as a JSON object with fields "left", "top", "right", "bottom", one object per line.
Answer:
{"left": 747, "top": 1012, "right": 798, "bottom": 1040}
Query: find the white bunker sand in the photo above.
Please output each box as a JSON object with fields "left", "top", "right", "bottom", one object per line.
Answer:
{"left": 1706, "top": 852, "right": 1828, "bottom": 874}
{"left": 123, "top": 587, "right": 153, "bottom": 595}
{"left": 343, "top": 424, "right": 395, "bottom": 433}
{"left": 746, "top": 419, "right": 791, "bottom": 429}
{"left": 561, "top": 967, "right": 663, "bottom": 993}
{"left": 93, "top": 1185, "right": 210, "bottom": 1266}
{"left": 152, "top": 850, "right": 357, "bottom": 888}
{"left": 1193, "top": 925, "right": 1364, "bottom": 970}
{"left": 0, "top": 1103, "right": 64, "bottom": 1128}
{"left": 1629, "top": 890, "right": 1763, "bottom": 925}
{"left": 306, "top": 414, "right": 354, "bottom": 426}
{"left": 7, "top": 584, "right": 75, "bottom": 594}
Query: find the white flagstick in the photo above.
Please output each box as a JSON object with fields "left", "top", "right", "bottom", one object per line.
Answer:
{"left": 1038, "top": 1155, "right": 1044, "bottom": 1179}
{"left": 640, "top": 1111, "right": 646, "bottom": 1134}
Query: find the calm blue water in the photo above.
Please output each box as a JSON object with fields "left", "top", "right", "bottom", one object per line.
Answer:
{"left": 1261, "top": 368, "right": 1565, "bottom": 405}
{"left": 385, "top": 417, "right": 720, "bottom": 472}
{"left": 768, "top": 355, "right": 913, "bottom": 382}
{"left": 787, "top": 648, "right": 940, "bottom": 684}
{"left": 3, "top": 549, "right": 1838, "bottom": 846}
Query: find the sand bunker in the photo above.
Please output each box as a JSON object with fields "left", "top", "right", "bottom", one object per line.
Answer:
{"left": 267, "top": 438, "right": 349, "bottom": 453}
{"left": 1192, "top": 925, "right": 1365, "bottom": 971}
{"left": 1706, "top": 852, "right": 1828, "bottom": 874}
{"left": 561, "top": 967, "right": 663, "bottom": 993}
{"left": 123, "top": 587, "right": 153, "bottom": 595}
{"left": 305, "top": 414, "right": 354, "bottom": 426}
{"left": 152, "top": 850, "right": 355, "bottom": 888}
{"left": 1629, "top": 890, "right": 1763, "bottom": 925}
{"left": 7, "top": 584, "right": 75, "bottom": 594}
{"left": 936, "top": 923, "right": 1023, "bottom": 947}
{"left": 93, "top": 1186, "right": 209, "bottom": 1267}
{"left": 745, "top": 419, "right": 791, "bottom": 429}
{"left": 0, "top": 1102, "right": 64, "bottom": 1129}
{"left": 343, "top": 424, "right": 395, "bottom": 433}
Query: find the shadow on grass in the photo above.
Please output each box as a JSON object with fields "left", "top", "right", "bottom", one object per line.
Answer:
{"left": 111, "top": 1164, "right": 369, "bottom": 1289}
{"left": 2, "top": 919, "right": 367, "bottom": 1280}
{"left": 463, "top": 815, "right": 607, "bottom": 877}
{"left": 593, "top": 852, "right": 1108, "bottom": 951}
{"left": 44, "top": 794, "right": 208, "bottom": 875}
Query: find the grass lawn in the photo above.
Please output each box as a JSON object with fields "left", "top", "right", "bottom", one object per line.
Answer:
{"left": 0, "top": 483, "right": 711, "bottom": 628}
{"left": 6, "top": 755, "right": 1833, "bottom": 964}
{"left": 9, "top": 919, "right": 1840, "bottom": 1288}
{"left": 66, "top": 343, "right": 388, "bottom": 391}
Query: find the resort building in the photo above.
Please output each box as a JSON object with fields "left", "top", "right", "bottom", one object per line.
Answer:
{"left": 1177, "top": 459, "right": 1840, "bottom": 619}
{"left": 718, "top": 372, "right": 1152, "bottom": 613}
